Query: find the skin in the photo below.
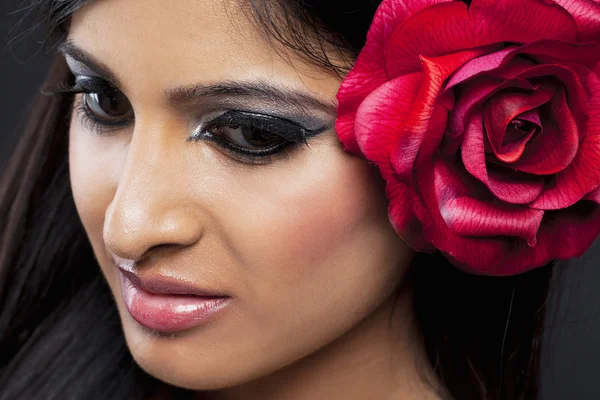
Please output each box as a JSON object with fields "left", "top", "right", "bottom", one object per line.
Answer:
{"left": 66, "top": 0, "right": 442, "bottom": 398}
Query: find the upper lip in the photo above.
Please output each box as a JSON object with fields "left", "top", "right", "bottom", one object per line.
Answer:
{"left": 113, "top": 257, "right": 228, "bottom": 297}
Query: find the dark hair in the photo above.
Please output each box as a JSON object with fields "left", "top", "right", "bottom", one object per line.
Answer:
{"left": 0, "top": 1, "right": 554, "bottom": 399}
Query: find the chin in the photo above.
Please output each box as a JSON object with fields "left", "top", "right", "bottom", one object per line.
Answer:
{"left": 118, "top": 316, "right": 276, "bottom": 391}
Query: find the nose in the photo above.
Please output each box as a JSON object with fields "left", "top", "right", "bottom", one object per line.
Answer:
{"left": 103, "top": 121, "right": 204, "bottom": 261}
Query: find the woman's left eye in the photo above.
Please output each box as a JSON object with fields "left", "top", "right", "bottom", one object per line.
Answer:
{"left": 208, "top": 125, "right": 285, "bottom": 150}
{"left": 194, "top": 111, "right": 321, "bottom": 164}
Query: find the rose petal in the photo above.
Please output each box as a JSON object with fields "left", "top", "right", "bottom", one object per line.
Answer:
{"left": 489, "top": 56, "right": 540, "bottom": 81}
{"left": 435, "top": 159, "right": 544, "bottom": 245}
{"left": 484, "top": 86, "right": 554, "bottom": 163}
{"left": 415, "top": 120, "right": 600, "bottom": 274}
{"left": 530, "top": 203, "right": 600, "bottom": 264}
{"left": 386, "top": 50, "right": 485, "bottom": 182}
{"left": 462, "top": 114, "right": 545, "bottom": 204}
{"left": 413, "top": 158, "right": 523, "bottom": 273}
{"left": 499, "top": 63, "right": 590, "bottom": 132}
{"left": 552, "top": 0, "right": 600, "bottom": 42}
{"left": 411, "top": 103, "right": 508, "bottom": 271}
{"left": 335, "top": 0, "right": 451, "bottom": 154}
{"left": 501, "top": 108, "right": 542, "bottom": 151}
{"left": 335, "top": 115, "right": 362, "bottom": 154}
{"left": 454, "top": 41, "right": 600, "bottom": 89}
{"left": 516, "top": 40, "right": 600, "bottom": 72}
{"left": 511, "top": 89, "right": 579, "bottom": 175}
{"left": 531, "top": 72, "right": 600, "bottom": 209}
{"left": 386, "top": 176, "right": 433, "bottom": 251}
{"left": 354, "top": 73, "right": 423, "bottom": 179}
{"left": 337, "top": 73, "right": 388, "bottom": 154}
{"left": 510, "top": 109, "right": 542, "bottom": 127}
{"left": 393, "top": 100, "right": 449, "bottom": 184}
{"left": 371, "top": 0, "right": 453, "bottom": 66}
{"left": 463, "top": 203, "right": 600, "bottom": 276}
{"left": 485, "top": 164, "right": 545, "bottom": 205}
{"left": 385, "top": 0, "right": 578, "bottom": 77}
{"left": 584, "top": 186, "right": 600, "bottom": 203}
{"left": 447, "top": 76, "right": 533, "bottom": 136}
{"left": 440, "top": 196, "right": 543, "bottom": 246}
{"left": 445, "top": 46, "right": 518, "bottom": 90}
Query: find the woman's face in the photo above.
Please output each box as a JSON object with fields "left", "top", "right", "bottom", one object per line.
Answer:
{"left": 67, "top": 0, "right": 413, "bottom": 390}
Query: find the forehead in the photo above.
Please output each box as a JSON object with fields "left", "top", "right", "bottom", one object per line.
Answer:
{"left": 68, "top": 0, "right": 339, "bottom": 99}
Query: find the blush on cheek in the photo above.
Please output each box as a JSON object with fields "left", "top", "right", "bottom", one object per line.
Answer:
{"left": 285, "top": 168, "right": 385, "bottom": 268}
{"left": 225, "top": 152, "right": 391, "bottom": 281}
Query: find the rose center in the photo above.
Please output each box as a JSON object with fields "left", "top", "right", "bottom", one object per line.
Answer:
{"left": 504, "top": 119, "right": 539, "bottom": 146}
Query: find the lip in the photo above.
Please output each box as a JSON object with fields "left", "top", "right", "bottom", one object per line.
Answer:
{"left": 118, "top": 270, "right": 231, "bottom": 333}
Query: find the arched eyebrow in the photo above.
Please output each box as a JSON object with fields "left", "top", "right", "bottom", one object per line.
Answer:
{"left": 57, "top": 39, "right": 337, "bottom": 116}
{"left": 166, "top": 81, "right": 336, "bottom": 115}
{"left": 58, "top": 39, "right": 122, "bottom": 87}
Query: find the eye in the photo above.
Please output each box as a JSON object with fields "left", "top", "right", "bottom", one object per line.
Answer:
{"left": 82, "top": 86, "right": 134, "bottom": 125}
{"left": 208, "top": 124, "right": 284, "bottom": 150}
{"left": 192, "top": 110, "right": 328, "bottom": 165}
{"left": 39, "top": 75, "right": 134, "bottom": 134}
{"left": 197, "top": 110, "right": 312, "bottom": 155}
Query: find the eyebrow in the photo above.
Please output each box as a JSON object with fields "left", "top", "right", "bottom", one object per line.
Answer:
{"left": 57, "top": 39, "right": 337, "bottom": 115}
{"left": 166, "top": 81, "right": 336, "bottom": 115}
{"left": 58, "top": 40, "right": 122, "bottom": 87}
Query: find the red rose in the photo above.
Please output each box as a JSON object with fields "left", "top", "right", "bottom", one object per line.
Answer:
{"left": 336, "top": 0, "right": 600, "bottom": 275}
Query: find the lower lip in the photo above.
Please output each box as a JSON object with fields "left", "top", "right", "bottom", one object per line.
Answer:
{"left": 119, "top": 272, "right": 231, "bottom": 333}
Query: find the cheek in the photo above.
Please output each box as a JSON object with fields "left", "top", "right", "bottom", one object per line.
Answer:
{"left": 218, "top": 138, "right": 402, "bottom": 293}
{"left": 276, "top": 162, "right": 386, "bottom": 272}
{"left": 207, "top": 137, "right": 411, "bottom": 370}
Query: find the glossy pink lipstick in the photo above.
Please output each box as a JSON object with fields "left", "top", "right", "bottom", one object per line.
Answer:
{"left": 119, "top": 270, "right": 231, "bottom": 333}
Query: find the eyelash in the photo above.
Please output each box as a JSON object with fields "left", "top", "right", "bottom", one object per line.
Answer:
{"left": 43, "top": 76, "right": 327, "bottom": 165}
{"left": 191, "top": 111, "right": 324, "bottom": 165}
{"left": 72, "top": 96, "right": 126, "bottom": 135}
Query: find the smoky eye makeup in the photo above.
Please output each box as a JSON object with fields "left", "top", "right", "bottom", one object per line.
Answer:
{"left": 75, "top": 76, "right": 135, "bottom": 133}
{"left": 42, "top": 72, "right": 334, "bottom": 165}
{"left": 44, "top": 75, "right": 135, "bottom": 136}
{"left": 189, "top": 110, "right": 331, "bottom": 165}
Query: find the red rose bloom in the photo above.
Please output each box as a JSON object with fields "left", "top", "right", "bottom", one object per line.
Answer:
{"left": 336, "top": 0, "right": 600, "bottom": 275}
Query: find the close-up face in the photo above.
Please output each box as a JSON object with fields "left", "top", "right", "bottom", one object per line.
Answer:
{"left": 66, "top": 0, "right": 413, "bottom": 391}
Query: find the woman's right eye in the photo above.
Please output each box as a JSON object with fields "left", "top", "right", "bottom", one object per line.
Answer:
{"left": 75, "top": 76, "right": 135, "bottom": 132}
{"left": 54, "top": 76, "right": 135, "bottom": 134}
{"left": 82, "top": 90, "right": 134, "bottom": 125}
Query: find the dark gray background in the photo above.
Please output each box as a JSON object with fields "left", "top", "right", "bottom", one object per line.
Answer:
{"left": 1, "top": 2, "right": 599, "bottom": 399}
{"left": 0, "top": 2, "right": 49, "bottom": 167}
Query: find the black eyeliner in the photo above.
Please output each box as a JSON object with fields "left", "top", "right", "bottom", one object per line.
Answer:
{"left": 187, "top": 110, "right": 331, "bottom": 165}
{"left": 193, "top": 110, "right": 329, "bottom": 144}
